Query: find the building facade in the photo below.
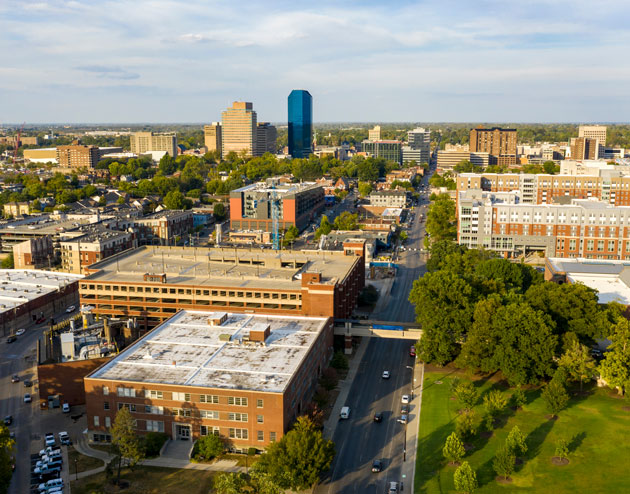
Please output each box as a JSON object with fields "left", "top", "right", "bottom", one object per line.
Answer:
{"left": 287, "top": 90, "right": 313, "bottom": 159}
{"left": 23, "top": 148, "right": 58, "bottom": 164}
{"left": 361, "top": 140, "right": 402, "bottom": 165}
{"left": 60, "top": 228, "right": 134, "bottom": 274}
{"left": 404, "top": 127, "right": 431, "bottom": 165}
{"left": 469, "top": 127, "right": 517, "bottom": 166}
{"left": 579, "top": 125, "right": 607, "bottom": 147}
{"left": 229, "top": 182, "right": 324, "bottom": 232}
{"left": 130, "top": 132, "right": 178, "bottom": 157}
{"left": 256, "top": 123, "right": 278, "bottom": 156}
{"left": 221, "top": 102, "right": 257, "bottom": 158}
{"left": 57, "top": 144, "right": 101, "bottom": 169}
{"left": 84, "top": 310, "right": 334, "bottom": 449}
{"left": 134, "top": 211, "right": 193, "bottom": 246}
{"left": 369, "top": 190, "right": 408, "bottom": 208}
{"left": 203, "top": 123, "right": 222, "bottom": 155}
{"left": 79, "top": 245, "right": 365, "bottom": 332}
{"left": 13, "top": 236, "right": 54, "bottom": 269}
{"left": 570, "top": 137, "right": 599, "bottom": 161}
{"left": 368, "top": 126, "right": 381, "bottom": 141}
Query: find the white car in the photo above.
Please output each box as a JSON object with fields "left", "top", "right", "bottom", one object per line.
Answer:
{"left": 65, "top": 305, "right": 76, "bottom": 313}
{"left": 24, "top": 393, "right": 32, "bottom": 403}
{"left": 62, "top": 403, "right": 70, "bottom": 413}
{"left": 382, "top": 371, "right": 390, "bottom": 379}
{"left": 401, "top": 394, "right": 410, "bottom": 404}
{"left": 15, "top": 328, "right": 25, "bottom": 336}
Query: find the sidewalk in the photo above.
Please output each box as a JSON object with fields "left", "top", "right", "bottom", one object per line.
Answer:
{"left": 402, "top": 361, "right": 425, "bottom": 492}
{"left": 322, "top": 336, "right": 370, "bottom": 441}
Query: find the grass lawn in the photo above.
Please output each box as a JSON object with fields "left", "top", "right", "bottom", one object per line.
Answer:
{"left": 415, "top": 367, "right": 630, "bottom": 494}
{"left": 67, "top": 445, "right": 105, "bottom": 473}
{"left": 71, "top": 466, "right": 217, "bottom": 494}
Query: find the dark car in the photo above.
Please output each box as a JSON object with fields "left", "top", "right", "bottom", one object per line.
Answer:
{"left": 23, "top": 380, "right": 33, "bottom": 388}
{"left": 6, "top": 335, "right": 16, "bottom": 344}
{"left": 3, "top": 416, "right": 12, "bottom": 426}
{"left": 11, "top": 375, "right": 19, "bottom": 383}
{"left": 36, "top": 316, "right": 46, "bottom": 324}
{"left": 373, "top": 412, "right": 383, "bottom": 423}
{"left": 371, "top": 459, "right": 383, "bottom": 473}
{"left": 401, "top": 404, "right": 410, "bottom": 415}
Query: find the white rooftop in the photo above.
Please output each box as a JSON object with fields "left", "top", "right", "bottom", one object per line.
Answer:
{"left": 0, "top": 270, "right": 83, "bottom": 314}
{"left": 88, "top": 310, "right": 329, "bottom": 393}
{"left": 567, "top": 273, "right": 630, "bottom": 305}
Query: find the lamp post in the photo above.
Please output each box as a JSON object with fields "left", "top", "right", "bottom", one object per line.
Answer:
{"left": 74, "top": 457, "right": 78, "bottom": 480}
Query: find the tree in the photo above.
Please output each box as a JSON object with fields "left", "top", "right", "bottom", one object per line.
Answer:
{"left": 454, "top": 461, "right": 478, "bottom": 494}
{"left": 0, "top": 423, "right": 15, "bottom": 493}
{"left": 541, "top": 381, "right": 570, "bottom": 417}
{"left": 163, "top": 190, "right": 186, "bottom": 210}
{"left": 111, "top": 407, "right": 145, "bottom": 483}
{"left": 493, "top": 447, "right": 515, "bottom": 480}
{"left": 0, "top": 253, "right": 14, "bottom": 269}
{"left": 454, "top": 160, "right": 476, "bottom": 173}
{"left": 425, "top": 193, "right": 456, "bottom": 242}
{"left": 193, "top": 434, "right": 224, "bottom": 461}
{"left": 214, "top": 472, "right": 249, "bottom": 494}
{"left": 358, "top": 181, "right": 372, "bottom": 197}
{"left": 505, "top": 426, "right": 528, "bottom": 457}
{"left": 554, "top": 438, "right": 569, "bottom": 461}
{"left": 558, "top": 341, "right": 596, "bottom": 391}
{"left": 599, "top": 318, "right": 630, "bottom": 395}
{"left": 511, "top": 386, "right": 527, "bottom": 409}
{"left": 249, "top": 469, "right": 284, "bottom": 494}
{"left": 455, "top": 382, "right": 479, "bottom": 412}
{"left": 284, "top": 225, "right": 299, "bottom": 244}
{"left": 213, "top": 202, "right": 226, "bottom": 221}
{"left": 331, "top": 351, "right": 349, "bottom": 370}
{"left": 443, "top": 432, "right": 465, "bottom": 464}
{"left": 333, "top": 211, "right": 358, "bottom": 231}
{"left": 158, "top": 154, "right": 176, "bottom": 175}
{"left": 314, "top": 215, "right": 333, "bottom": 240}
{"left": 255, "top": 416, "right": 335, "bottom": 490}
{"left": 456, "top": 411, "right": 478, "bottom": 439}
{"left": 483, "top": 390, "right": 507, "bottom": 429}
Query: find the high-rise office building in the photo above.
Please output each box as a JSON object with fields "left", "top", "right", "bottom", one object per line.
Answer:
{"left": 203, "top": 123, "right": 222, "bottom": 155}
{"left": 368, "top": 126, "right": 381, "bottom": 141}
{"left": 469, "top": 127, "right": 517, "bottom": 166}
{"left": 130, "top": 132, "right": 178, "bottom": 157}
{"left": 403, "top": 127, "right": 431, "bottom": 165}
{"left": 578, "top": 125, "right": 606, "bottom": 158}
{"left": 570, "top": 137, "right": 599, "bottom": 160}
{"left": 222, "top": 102, "right": 257, "bottom": 157}
{"left": 256, "top": 123, "right": 278, "bottom": 156}
{"left": 288, "top": 90, "right": 313, "bottom": 158}
{"left": 57, "top": 142, "right": 101, "bottom": 169}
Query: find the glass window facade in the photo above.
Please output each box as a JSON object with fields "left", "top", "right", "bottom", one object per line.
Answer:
{"left": 288, "top": 89, "right": 313, "bottom": 159}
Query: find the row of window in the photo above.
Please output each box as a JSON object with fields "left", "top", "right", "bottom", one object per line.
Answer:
{"left": 110, "top": 387, "right": 258, "bottom": 407}
{"left": 81, "top": 284, "right": 301, "bottom": 300}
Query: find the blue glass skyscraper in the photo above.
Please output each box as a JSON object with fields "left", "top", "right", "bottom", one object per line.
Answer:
{"left": 288, "top": 89, "right": 312, "bottom": 159}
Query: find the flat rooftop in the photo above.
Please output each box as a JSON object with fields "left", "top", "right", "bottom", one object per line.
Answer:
{"left": 88, "top": 310, "right": 329, "bottom": 393}
{"left": 233, "top": 181, "right": 320, "bottom": 195}
{"left": 84, "top": 246, "right": 357, "bottom": 289}
{"left": 0, "top": 270, "right": 83, "bottom": 315}
{"left": 0, "top": 215, "right": 93, "bottom": 235}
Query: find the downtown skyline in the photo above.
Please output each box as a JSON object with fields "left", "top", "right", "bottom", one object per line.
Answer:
{"left": 2, "top": 0, "right": 630, "bottom": 123}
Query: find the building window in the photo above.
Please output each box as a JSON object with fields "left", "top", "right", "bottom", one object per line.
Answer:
{"left": 117, "top": 387, "right": 136, "bottom": 398}
{"left": 172, "top": 392, "right": 191, "bottom": 402}
{"left": 256, "top": 399, "right": 263, "bottom": 408}
{"left": 269, "top": 432, "right": 276, "bottom": 442}
{"left": 229, "top": 428, "right": 248, "bottom": 439}
{"left": 105, "top": 416, "right": 111, "bottom": 428}
{"left": 228, "top": 397, "right": 248, "bottom": 406}
{"left": 145, "top": 405, "right": 164, "bottom": 415}
{"left": 104, "top": 402, "right": 110, "bottom": 411}
{"left": 146, "top": 420, "right": 164, "bottom": 432}
{"left": 118, "top": 403, "right": 136, "bottom": 412}
{"left": 228, "top": 413, "right": 248, "bottom": 422}
{"left": 257, "top": 415, "right": 264, "bottom": 424}
{"left": 94, "top": 416, "right": 100, "bottom": 427}
{"left": 201, "top": 426, "right": 220, "bottom": 436}
{"left": 199, "top": 394, "right": 219, "bottom": 404}
{"left": 103, "top": 386, "right": 109, "bottom": 396}
{"left": 200, "top": 410, "right": 220, "bottom": 419}
{"left": 145, "top": 390, "right": 164, "bottom": 399}
{"left": 257, "top": 431, "right": 264, "bottom": 441}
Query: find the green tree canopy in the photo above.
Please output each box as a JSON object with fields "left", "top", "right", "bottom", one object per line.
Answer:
{"left": 443, "top": 432, "right": 465, "bottom": 464}
{"left": 599, "top": 318, "right": 630, "bottom": 395}
{"left": 454, "top": 461, "right": 478, "bottom": 494}
{"left": 425, "top": 193, "right": 456, "bottom": 242}
{"left": 111, "top": 407, "right": 145, "bottom": 482}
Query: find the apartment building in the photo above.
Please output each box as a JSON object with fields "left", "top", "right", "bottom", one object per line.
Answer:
{"left": 402, "top": 127, "right": 431, "bottom": 165}
{"left": 130, "top": 132, "right": 178, "bottom": 157}
{"left": 469, "top": 127, "right": 517, "bottom": 166}
{"left": 255, "top": 123, "right": 277, "bottom": 156}
{"left": 229, "top": 181, "right": 324, "bottom": 232}
{"left": 84, "top": 310, "right": 334, "bottom": 449}
{"left": 134, "top": 210, "right": 193, "bottom": 246}
{"left": 57, "top": 144, "right": 101, "bottom": 169}
{"left": 60, "top": 227, "right": 135, "bottom": 274}
{"left": 79, "top": 244, "right": 365, "bottom": 332}
{"left": 361, "top": 140, "right": 402, "bottom": 164}
{"left": 456, "top": 171, "right": 630, "bottom": 206}
{"left": 221, "top": 102, "right": 257, "bottom": 157}
{"left": 369, "top": 190, "right": 408, "bottom": 208}
{"left": 437, "top": 150, "right": 490, "bottom": 172}
{"left": 458, "top": 190, "right": 630, "bottom": 259}
{"left": 570, "top": 137, "right": 599, "bottom": 161}
{"left": 3, "top": 201, "right": 30, "bottom": 218}
{"left": 203, "top": 123, "right": 222, "bottom": 155}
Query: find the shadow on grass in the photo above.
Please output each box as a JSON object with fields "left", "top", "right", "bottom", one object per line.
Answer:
{"left": 564, "top": 381, "right": 598, "bottom": 411}
{"left": 525, "top": 418, "right": 557, "bottom": 460}
{"left": 568, "top": 431, "right": 586, "bottom": 453}
{"left": 416, "top": 421, "right": 456, "bottom": 493}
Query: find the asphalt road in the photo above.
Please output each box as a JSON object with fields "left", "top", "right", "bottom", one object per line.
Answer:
{"left": 316, "top": 168, "right": 435, "bottom": 493}
{"left": 0, "top": 308, "right": 78, "bottom": 494}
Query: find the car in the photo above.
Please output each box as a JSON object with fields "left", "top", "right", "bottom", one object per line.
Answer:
{"left": 44, "top": 433, "right": 56, "bottom": 447}
{"left": 409, "top": 345, "right": 416, "bottom": 357}
{"left": 371, "top": 459, "right": 383, "bottom": 472}
{"left": 24, "top": 379, "right": 33, "bottom": 387}
{"left": 591, "top": 348, "right": 603, "bottom": 359}
{"left": 389, "top": 481, "right": 399, "bottom": 493}
{"left": 397, "top": 414, "right": 408, "bottom": 424}
{"left": 24, "top": 393, "right": 32, "bottom": 403}
{"left": 65, "top": 305, "right": 76, "bottom": 313}
{"left": 401, "top": 394, "right": 410, "bottom": 404}
{"left": 6, "top": 335, "right": 16, "bottom": 344}
{"left": 38, "top": 479, "right": 64, "bottom": 491}
{"left": 58, "top": 431, "right": 70, "bottom": 445}
{"left": 401, "top": 404, "right": 410, "bottom": 415}
{"left": 15, "top": 328, "right": 25, "bottom": 336}
{"left": 36, "top": 316, "right": 46, "bottom": 324}
{"left": 62, "top": 403, "right": 70, "bottom": 413}
{"left": 34, "top": 461, "right": 62, "bottom": 474}
{"left": 38, "top": 453, "right": 62, "bottom": 464}
{"left": 382, "top": 370, "right": 390, "bottom": 379}
{"left": 373, "top": 412, "right": 383, "bottom": 423}
{"left": 11, "top": 374, "right": 19, "bottom": 383}
{"left": 39, "top": 446, "right": 60, "bottom": 457}
{"left": 3, "top": 416, "right": 12, "bottom": 426}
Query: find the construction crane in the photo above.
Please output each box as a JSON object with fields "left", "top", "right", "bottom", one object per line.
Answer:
{"left": 270, "top": 187, "right": 281, "bottom": 250}
{"left": 13, "top": 122, "right": 25, "bottom": 160}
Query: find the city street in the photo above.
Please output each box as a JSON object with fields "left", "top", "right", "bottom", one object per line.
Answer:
{"left": 316, "top": 168, "right": 434, "bottom": 493}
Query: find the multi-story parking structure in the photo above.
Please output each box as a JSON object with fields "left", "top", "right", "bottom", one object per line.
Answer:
{"left": 84, "top": 310, "right": 333, "bottom": 449}
{"left": 80, "top": 244, "right": 365, "bottom": 332}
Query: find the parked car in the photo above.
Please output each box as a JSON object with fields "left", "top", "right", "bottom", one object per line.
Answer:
{"left": 3, "top": 416, "right": 12, "bottom": 426}
{"left": 401, "top": 395, "right": 410, "bottom": 404}
{"left": 15, "top": 328, "right": 25, "bottom": 336}
{"left": 382, "top": 370, "right": 390, "bottom": 379}
{"left": 24, "top": 379, "right": 33, "bottom": 387}
{"left": 44, "top": 433, "right": 56, "bottom": 447}
{"left": 389, "top": 481, "right": 399, "bottom": 493}
{"left": 59, "top": 431, "right": 70, "bottom": 445}
{"left": 11, "top": 375, "right": 19, "bottom": 383}
{"left": 397, "top": 414, "right": 408, "bottom": 424}
{"left": 373, "top": 412, "right": 383, "bottom": 423}
{"left": 371, "top": 459, "right": 383, "bottom": 472}
{"left": 24, "top": 393, "right": 32, "bottom": 403}
{"left": 401, "top": 404, "right": 409, "bottom": 415}
{"left": 36, "top": 316, "right": 46, "bottom": 324}
{"left": 34, "top": 461, "right": 62, "bottom": 474}
{"left": 39, "top": 446, "right": 60, "bottom": 457}
{"left": 65, "top": 305, "right": 76, "bottom": 313}
{"left": 6, "top": 335, "right": 16, "bottom": 344}
{"left": 62, "top": 403, "right": 70, "bottom": 413}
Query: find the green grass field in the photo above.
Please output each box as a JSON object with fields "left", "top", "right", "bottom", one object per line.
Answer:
{"left": 415, "top": 367, "right": 630, "bottom": 493}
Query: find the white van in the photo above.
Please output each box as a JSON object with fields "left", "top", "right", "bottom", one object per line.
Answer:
{"left": 340, "top": 406, "right": 350, "bottom": 419}
{"left": 38, "top": 478, "right": 63, "bottom": 491}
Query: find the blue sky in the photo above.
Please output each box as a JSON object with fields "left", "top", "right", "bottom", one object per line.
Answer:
{"left": 1, "top": 0, "right": 630, "bottom": 123}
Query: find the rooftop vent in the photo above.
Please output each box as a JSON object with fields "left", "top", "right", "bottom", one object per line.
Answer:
{"left": 249, "top": 323, "right": 271, "bottom": 343}
{"left": 208, "top": 312, "right": 228, "bottom": 326}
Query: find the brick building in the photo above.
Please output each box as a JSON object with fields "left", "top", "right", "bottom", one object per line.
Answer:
{"left": 134, "top": 210, "right": 193, "bottom": 246}
{"left": 230, "top": 181, "right": 324, "bottom": 232}
{"left": 80, "top": 244, "right": 365, "bottom": 332}
{"left": 469, "top": 127, "right": 517, "bottom": 166}
{"left": 84, "top": 310, "right": 334, "bottom": 449}
{"left": 12, "top": 236, "right": 54, "bottom": 269}
{"left": 60, "top": 226, "right": 135, "bottom": 274}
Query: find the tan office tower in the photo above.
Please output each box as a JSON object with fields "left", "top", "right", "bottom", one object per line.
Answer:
{"left": 256, "top": 123, "right": 278, "bottom": 156}
{"left": 469, "top": 126, "right": 517, "bottom": 166}
{"left": 203, "top": 123, "right": 222, "bottom": 155}
{"left": 130, "top": 132, "right": 178, "bottom": 157}
{"left": 221, "top": 102, "right": 257, "bottom": 157}
{"left": 578, "top": 125, "right": 607, "bottom": 145}
{"left": 368, "top": 125, "right": 381, "bottom": 141}
{"left": 570, "top": 137, "right": 599, "bottom": 160}
{"left": 57, "top": 143, "right": 100, "bottom": 169}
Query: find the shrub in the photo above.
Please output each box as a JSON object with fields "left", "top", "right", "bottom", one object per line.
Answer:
{"left": 555, "top": 438, "right": 569, "bottom": 460}
{"left": 142, "top": 432, "right": 168, "bottom": 457}
{"left": 511, "top": 386, "right": 527, "bottom": 408}
{"left": 313, "top": 386, "right": 330, "bottom": 408}
{"left": 331, "top": 351, "right": 349, "bottom": 370}
{"left": 505, "top": 426, "right": 528, "bottom": 457}
{"left": 193, "top": 434, "right": 225, "bottom": 461}
{"left": 493, "top": 447, "right": 515, "bottom": 480}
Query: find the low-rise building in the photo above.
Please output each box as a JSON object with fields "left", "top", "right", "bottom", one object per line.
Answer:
{"left": 361, "top": 140, "right": 402, "bottom": 165}
{"left": 23, "top": 148, "right": 58, "bottom": 164}
{"left": 369, "top": 190, "right": 408, "bottom": 208}
{"left": 60, "top": 226, "right": 135, "bottom": 274}
{"left": 84, "top": 310, "right": 334, "bottom": 448}
{"left": 12, "top": 236, "right": 54, "bottom": 269}
{"left": 134, "top": 210, "right": 193, "bottom": 246}
{"left": 3, "top": 201, "right": 30, "bottom": 218}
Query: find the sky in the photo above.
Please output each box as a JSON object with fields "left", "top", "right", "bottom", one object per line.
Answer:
{"left": 1, "top": 0, "right": 630, "bottom": 123}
